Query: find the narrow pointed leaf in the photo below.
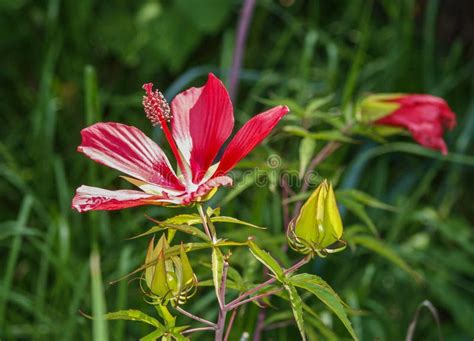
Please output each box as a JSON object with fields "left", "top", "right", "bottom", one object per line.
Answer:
{"left": 139, "top": 328, "right": 165, "bottom": 341}
{"left": 336, "top": 189, "right": 396, "bottom": 211}
{"left": 338, "top": 196, "right": 378, "bottom": 236}
{"left": 130, "top": 223, "right": 210, "bottom": 241}
{"left": 210, "top": 216, "right": 266, "bottom": 229}
{"left": 104, "top": 309, "right": 164, "bottom": 328}
{"left": 348, "top": 235, "right": 422, "bottom": 281}
{"left": 285, "top": 284, "right": 306, "bottom": 341}
{"left": 248, "top": 240, "right": 285, "bottom": 281}
{"left": 290, "top": 273, "right": 358, "bottom": 341}
{"left": 299, "top": 137, "right": 316, "bottom": 179}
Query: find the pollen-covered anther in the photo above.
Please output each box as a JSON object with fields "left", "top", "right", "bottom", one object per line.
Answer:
{"left": 142, "top": 83, "right": 172, "bottom": 126}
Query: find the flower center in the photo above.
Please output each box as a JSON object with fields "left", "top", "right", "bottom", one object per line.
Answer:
{"left": 142, "top": 83, "right": 172, "bottom": 126}
{"left": 142, "top": 83, "right": 192, "bottom": 187}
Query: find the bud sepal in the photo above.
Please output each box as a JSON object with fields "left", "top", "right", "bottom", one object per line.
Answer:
{"left": 143, "top": 235, "right": 198, "bottom": 306}
{"left": 287, "top": 180, "right": 346, "bottom": 257}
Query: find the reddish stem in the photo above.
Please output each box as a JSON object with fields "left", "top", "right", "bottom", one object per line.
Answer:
{"left": 229, "top": 0, "right": 257, "bottom": 101}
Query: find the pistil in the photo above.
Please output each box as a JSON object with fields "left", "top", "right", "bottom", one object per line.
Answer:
{"left": 142, "top": 83, "right": 190, "bottom": 185}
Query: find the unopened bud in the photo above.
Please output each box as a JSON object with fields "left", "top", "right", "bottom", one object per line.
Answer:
{"left": 287, "top": 180, "right": 345, "bottom": 256}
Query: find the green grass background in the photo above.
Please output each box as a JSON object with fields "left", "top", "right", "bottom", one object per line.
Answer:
{"left": 1, "top": 0, "right": 473, "bottom": 340}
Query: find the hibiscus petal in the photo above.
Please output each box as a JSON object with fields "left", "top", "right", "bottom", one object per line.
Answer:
{"left": 376, "top": 104, "right": 450, "bottom": 154}
{"left": 183, "top": 176, "right": 233, "bottom": 204}
{"left": 72, "top": 185, "right": 172, "bottom": 212}
{"left": 78, "top": 122, "right": 184, "bottom": 190}
{"left": 171, "top": 73, "right": 234, "bottom": 182}
{"left": 214, "top": 105, "right": 289, "bottom": 176}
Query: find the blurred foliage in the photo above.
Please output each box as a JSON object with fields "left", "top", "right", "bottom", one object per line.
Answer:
{"left": 0, "top": 0, "right": 473, "bottom": 340}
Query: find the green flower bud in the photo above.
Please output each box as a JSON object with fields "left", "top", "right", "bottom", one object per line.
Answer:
{"left": 357, "top": 93, "right": 402, "bottom": 122}
{"left": 287, "top": 180, "right": 345, "bottom": 256}
{"left": 144, "top": 235, "right": 197, "bottom": 306}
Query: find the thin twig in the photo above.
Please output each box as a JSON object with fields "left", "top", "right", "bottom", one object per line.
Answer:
{"left": 224, "top": 308, "right": 238, "bottom": 341}
{"left": 175, "top": 306, "right": 217, "bottom": 329}
{"left": 229, "top": 0, "right": 257, "bottom": 101}
{"left": 226, "top": 256, "right": 310, "bottom": 309}
{"left": 253, "top": 309, "right": 267, "bottom": 341}
{"left": 215, "top": 261, "right": 230, "bottom": 340}
{"left": 231, "top": 288, "right": 283, "bottom": 310}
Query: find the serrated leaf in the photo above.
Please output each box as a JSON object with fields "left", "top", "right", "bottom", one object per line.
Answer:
{"left": 290, "top": 273, "right": 358, "bottom": 341}
{"left": 302, "top": 303, "right": 340, "bottom": 341}
{"left": 285, "top": 284, "right": 306, "bottom": 341}
{"left": 248, "top": 240, "right": 285, "bottom": 281}
{"left": 299, "top": 137, "right": 316, "bottom": 179}
{"left": 104, "top": 309, "right": 164, "bottom": 329}
{"left": 347, "top": 235, "right": 422, "bottom": 281}
{"left": 165, "top": 242, "right": 212, "bottom": 257}
{"left": 130, "top": 223, "right": 210, "bottom": 241}
{"left": 212, "top": 247, "right": 224, "bottom": 308}
{"left": 210, "top": 216, "right": 266, "bottom": 229}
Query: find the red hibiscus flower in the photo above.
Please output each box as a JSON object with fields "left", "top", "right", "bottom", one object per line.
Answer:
{"left": 360, "top": 94, "right": 456, "bottom": 154}
{"left": 72, "top": 74, "right": 289, "bottom": 212}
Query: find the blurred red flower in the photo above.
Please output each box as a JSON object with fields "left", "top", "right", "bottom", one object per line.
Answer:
{"left": 361, "top": 94, "right": 456, "bottom": 154}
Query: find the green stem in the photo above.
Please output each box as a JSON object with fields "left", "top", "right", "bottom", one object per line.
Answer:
{"left": 197, "top": 204, "right": 217, "bottom": 242}
{"left": 156, "top": 304, "right": 175, "bottom": 327}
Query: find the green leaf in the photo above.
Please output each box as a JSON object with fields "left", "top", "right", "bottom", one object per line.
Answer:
{"left": 290, "top": 273, "right": 358, "bottom": 341}
{"left": 104, "top": 309, "right": 164, "bottom": 329}
{"left": 197, "top": 279, "right": 240, "bottom": 291}
{"left": 338, "top": 196, "right": 378, "bottom": 236}
{"left": 305, "top": 94, "right": 334, "bottom": 114}
{"left": 299, "top": 137, "right": 316, "bottom": 179}
{"left": 129, "top": 223, "right": 210, "bottom": 241}
{"left": 166, "top": 242, "right": 212, "bottom": 257}
{"left": 302, "top": 303, "right": 340, "bottom": 341}
{"left": 285, "top": 284, "right": 306, "bottom": 341}
{"left": 336, "top": 189, "right": 396, "bottom": 211}
{"left": 212, "top": 247, "right": 224, "bottom": 308}
{"left": 248, "top": 240, "right": 285, "bottom": 281}
{"left": 90, "top": 249, "right": 109, "bottom": 341}
{"left": 210, "top": 216, "right": 266, "bottom": 229}
{"left": 139, "top": 328, "right": 165, "bottom": 341}
{"left": 347, "top": 235, "right": 422, "bottom": 281}
{"left": 283, "top": 126, "right": 355, "bottom": 143}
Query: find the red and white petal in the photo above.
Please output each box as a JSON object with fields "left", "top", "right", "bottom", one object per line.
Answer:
{"left": 214, "top": 105, "right": 289, "bottom": 176}
{"left": 171, "top": 73, "right": 234, "bottom": 182}
{"left": 181, "top": 176, "right": 233, "bottom": 204}
{"left": 71, "top": 185, "right": 173, "bottom": 212}
{"left": 78, "top": 122, "right": 184, "bottom": 190}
